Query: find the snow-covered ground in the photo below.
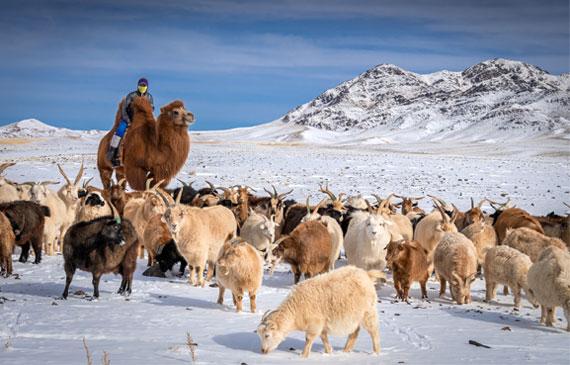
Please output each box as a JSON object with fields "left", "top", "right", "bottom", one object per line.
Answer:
{"left": 0, "top": 126, "right": 569, "bottom": 364}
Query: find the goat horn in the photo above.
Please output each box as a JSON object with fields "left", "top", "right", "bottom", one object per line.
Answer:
{"left": 175, "top": 186, "right": 183, "bottom": 205}
{"left": 371, "top": 194, "right": 383, "bottom": 206}
{"left": 57, "top": 164, "right": 72, "bottom": 185}
{"left": 145, "top": 177, "right": 154, "bottom": 191}
{"left": 319, "top": 183, "right": 337, "bottom": 201}
{"left": 177, "top": 178, "right": 188, "bottom": 187}
{"left": 563, "top": 202, "right": 570, "bottom": 209}
{"left": 392, "top": 194, "right": 404, "bottom": 199}
{"left": 411, "top": 196, "right": 425, "bottom": 201}
{"left": 244, "top": 185, "right": 257, "bottom": 192}
{"left": 470, "top": 197, "right": 474, "bottom": 209}
{"left": 278, "top": 189, "right": 293, "bottom": 199}
{"left": 41, "top": 180, "right": 60, "bottom": 186}
{"left": 337, "top": 193, "right": 346, "bottom": 202}
{"left": 477, "top": 198, "right": 488, "bottom": 209}
{"left": 82, "top": 177, "right": 94, "bottom": 189}
{"left": 0, "top": 162, "right": 15, "bottom": 175}
{"left": 156, "top": 189, "right": 173, "bottom": 208}
{"left": 381, "top": 193, "right": 394, "bottom": 211}
{"left": 73, "top": 160, "right": 84, "bottom": 186}
{"left": 313, "top": 198, "right": 327, "bottom": 215}
{"left": 271, "top": 185, "right": 278, "bottom": 197}
{"left": 151, "top": 179, "right": 165, "bottom": 191}
{"left": 204, "top": 180, "right": 216, "bottom": 190}
{"left": 432, "top": 198, "right": 450, "bottom": 224}
{"left": 306, "top": 196, "right": 311, "bottom": 215}
{"left": 109, "top": 200, "right": 121, "bottom": 223}
{"left": 118, "top": 178, "right": 126, "bottom": 187}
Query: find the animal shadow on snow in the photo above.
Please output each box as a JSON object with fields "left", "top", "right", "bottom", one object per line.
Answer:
{"left": 0, "top": 281, "right": 101, "bottom": 299}
{"left": 146, "top": 292, "right": 220, "bottom": 310}
{"left": 441, "top": 305, "right": 564, "bottom": 334}
{"left": 212, "top": 331, "right": 326, "bottom": 354}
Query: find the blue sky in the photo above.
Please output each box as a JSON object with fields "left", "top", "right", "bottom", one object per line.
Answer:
{"left": 1, "top": 0, "right": 568, "bottom": 131}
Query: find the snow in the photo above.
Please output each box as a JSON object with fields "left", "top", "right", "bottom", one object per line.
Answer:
{"left": 0, "top": 122, "right": 569, "bottom": 364}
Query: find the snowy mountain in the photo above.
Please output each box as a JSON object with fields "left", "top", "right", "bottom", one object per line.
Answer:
{"left": 0, "top": 119, "right": 103, "bottom": 138}
{"left": 272, "top": 58, "right": 570, "bottom": 142}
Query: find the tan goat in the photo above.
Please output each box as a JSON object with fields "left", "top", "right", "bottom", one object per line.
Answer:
{"left": 216, "top": 238, "right": 264, "bottom": 313}
{"left": 503, "top": 227, "right": 567, "bottom": 263}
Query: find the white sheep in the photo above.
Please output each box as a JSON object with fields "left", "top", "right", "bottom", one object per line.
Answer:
{"left": 216, "top": 238, "right": 263, "bottom": 312}
{"left": 433, "top": 232, "right": 478, "bottom": 305}
{"left": 240, "top": 209, "right": 277, "bottom": 262}
{"left": 527, "top": 246, "right": 570, "bottom": 331}
{"left": 344, "top": 210, "right": 393, "bottom": 271}
{"left": 257, "top": 265, "right": 385, "bottom": 358}
{"left": 483, "top": 245, "right": 537, "bottom": 309}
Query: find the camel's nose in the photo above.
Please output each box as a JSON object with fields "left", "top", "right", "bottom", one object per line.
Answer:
{"left": 185, "top": 112, "right": 195, "bottom": 123}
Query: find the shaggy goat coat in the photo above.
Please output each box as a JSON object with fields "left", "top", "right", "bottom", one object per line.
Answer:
{"left": 216, "top": 239, "right": 264, "bottom": 313}
{"left": 527, "top": 246, "right": 570, "bottom": 331}
{"left": 257, "top": 266, "right": 384, "bottom": 358}
{"left": 0, "top": 211, "right": 15, "bottom": 276}
{"left": 434, "top": 233, "right": 478, "bottom": 305}
{"left": 503, "top": 227, "right": 567, "bottom": 263}
{"left": 483, "top": 245, "right": 535, "bottom": 308}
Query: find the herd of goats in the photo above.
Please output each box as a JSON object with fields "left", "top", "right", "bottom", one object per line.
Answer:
{"left": 0, "top": 160, "right": 569, "bottom": 357}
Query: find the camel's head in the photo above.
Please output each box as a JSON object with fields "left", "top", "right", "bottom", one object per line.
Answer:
{"left": 160, "top": 100, "right": 195, "bottom": 128}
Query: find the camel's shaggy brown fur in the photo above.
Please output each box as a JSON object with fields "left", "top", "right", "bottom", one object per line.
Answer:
{"left": 97, "top": 97, "right": 194, "bottom": 191}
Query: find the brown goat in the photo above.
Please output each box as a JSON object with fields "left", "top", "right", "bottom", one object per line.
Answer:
{"left": 97, "top": 97, "right": 194, "bottom": 191}
{"left": 272, "top": 220, "right": 332, "bottom": 284}
{"left": 393, "top": 195, "right": 425, "bottom": 216}
{"left": 535, "top": 212, "right": 570, "bottom": 249}
{"left": 493, "top": 207, "right": 544, "bottom": 244}
{"left": 385, "top": 240, "right": 429, "bottom": 301}
{"left": 0, "top": 211, "right": 15, "bottom": 276}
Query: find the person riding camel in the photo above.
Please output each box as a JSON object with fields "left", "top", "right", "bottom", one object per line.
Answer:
{"left": 106, "top": 78, "right": 155, "bottom": 167}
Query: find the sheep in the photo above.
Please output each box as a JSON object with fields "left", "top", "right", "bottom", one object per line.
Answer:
{"left": 461, "top": 221, "right": 497, "bottom": 268}
{"left": 28, "top": 180, "right": 68, "bottom": 255}
{"left": 301, "top": 198, "right": 344, "bottom": 270}
{"left": 61, "top": 206, "right": 138, "bottom": 299}
{"left": 159, "top": 190, "right": 237, "bottom": 287}
{"left": 0, "top": 200, "right": 50, "bottom": 264}
{"left": 344, "top": 207, "right": 393, "bottom": 272}
{"left": 257, "top": 266, "right": 385, "bottom": 358}
{"left": 502, "top": 227, "right": 567, "bottom": 263}
{"left": 483, "top": 246, "right": 537, "bottom": 309}
{"left": 385, "top": 240, "right": 430, "bottom": 301}
{"left": 413, "top": 198, "right": 459, "bottom": 275}
{"left": 433, "top": 232, "right": 478, "bottom": 304}
{"left": 0, "top": 211, "right": 15, "bottom": 276}
{"left": 75, "top": 190, "right": 112, "bottom": 223}
{"left": 240, "top": 209, "right": 277, "bottom": 262}
{"left": 488, "top": 199, "right": 544, "bottom": 243}
{"left": 0, "top": 162, "right": 20, "bottom": 203}
{"left": 216, "top": 238, "right": 264, "bottom": 312}
{"left": 272, "top": 220, "right": 332, "bottom": 284}
{"left": 527, "top": 246, "right": 570, "bottom": 331}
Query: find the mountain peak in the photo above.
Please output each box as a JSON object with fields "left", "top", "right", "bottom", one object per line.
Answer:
{"left": 276, "top": 59, "right": 569, "bottom": 138}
